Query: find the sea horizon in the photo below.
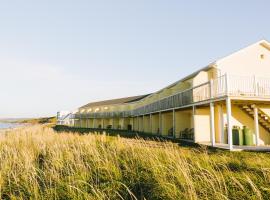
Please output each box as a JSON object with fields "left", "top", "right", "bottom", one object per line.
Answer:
{"left": 0, "top": 122, "right": 21, "bottom": 130}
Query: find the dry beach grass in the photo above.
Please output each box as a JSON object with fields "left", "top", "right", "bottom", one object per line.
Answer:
{"left": 0, "top": 125, "right": 270, "bottom": 199}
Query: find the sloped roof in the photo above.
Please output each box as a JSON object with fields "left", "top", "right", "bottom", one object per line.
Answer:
{"left": 140, "top": 39, "right": 270, "bottom": 101}
{"left": 80, "top": 94, "right": 150, "bottom": 108}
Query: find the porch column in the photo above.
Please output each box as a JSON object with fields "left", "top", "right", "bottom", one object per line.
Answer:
{"left": 80, "top": 114, "right": 82, "bottom": 128}
{"left": 192, "top": 106, "right": 196, "bottom": 142}
{"left": 172, "top": 109, "right": 176, "bottom": 138}
{"left": 150, "top": 114, "right": 152, "bottom": 134}
{"left": 159, "top": 112, "right": 162, "bottom": 135}
{"left": 142, "top": 115, "right": 145, "bottom": 132}
{"left": 226, "top": 97, "right": 233, "bottom": 150}
{"left": 210, "top": 102, "right": 215, "bottom": 146}
{"left": 132, "top": 117, "right": 134, "bottom": 131}
{"left": 253, "top": 106, "right": 260, "bottom": 146}
{"left": 137, "top": 116, "right": 139, "bottom": 132}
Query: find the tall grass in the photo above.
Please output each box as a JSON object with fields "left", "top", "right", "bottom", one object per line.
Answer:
{"left": 0, "top": 126, "right": 270, "bottom": 199}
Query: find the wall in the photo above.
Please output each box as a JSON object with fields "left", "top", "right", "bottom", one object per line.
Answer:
{"left": 175, "top": 110, "right": 192, "bottom": 138}
{"left": 133, "top": 117, "right": 139, "bottom": 131}
{"left": 151, "top": 114, "right": 160, "bottom": 134}
{"left": 161, "top": 112, "right": 173, "bottom": 136}
{"left": 143, "top": 115, "right": 151, "bottom": 133}
{"left": 217, "top": 42, "right": 270, "bottom": 77}
{"left": 138, "top": 117, "right": 143, "bottom": 132}
{"left": 113, "top": 118, "right": 120, "bottom": 129}
{"left": 194, "top": 107, "right": 211, "bottom": 143}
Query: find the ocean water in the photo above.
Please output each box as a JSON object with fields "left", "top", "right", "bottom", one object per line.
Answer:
{"left": 0, "top": 122, "right": 20, "bottom": 130}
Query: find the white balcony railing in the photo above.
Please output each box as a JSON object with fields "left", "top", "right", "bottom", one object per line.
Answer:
{"left": 73, "top": 74, "right": 270, "bottom": 119}
{"left": 228, "top": 75, "right": 270, "bottom": 97}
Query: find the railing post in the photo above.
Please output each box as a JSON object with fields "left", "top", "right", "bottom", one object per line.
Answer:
{"left": 254, "top": 75, "right": 258, "bottom": 96}
{"left": 225, "top": 73, "right": 229, "bottom": 96}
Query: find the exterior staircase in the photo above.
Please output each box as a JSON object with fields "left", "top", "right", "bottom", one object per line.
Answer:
{"left": 240, "top": 105, "right": 270, "bottom": 132}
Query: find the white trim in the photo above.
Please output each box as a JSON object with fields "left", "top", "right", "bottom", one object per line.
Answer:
{"left": 226, "top": 97, "right": 233, "bottom": 150}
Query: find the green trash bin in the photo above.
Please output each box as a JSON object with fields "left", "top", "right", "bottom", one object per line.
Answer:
{"left": 232, "top": 126, "right": 243, "bottom": 145}
{"left": 243, "top": 126, "right": 254, "bottom": 146}
{"left": 224, "top": 126, "right": 228, "bottom": 144}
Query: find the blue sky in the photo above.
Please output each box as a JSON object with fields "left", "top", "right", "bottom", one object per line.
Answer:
{"left": 0, "top": 0, "right": 269, "bottom": 118}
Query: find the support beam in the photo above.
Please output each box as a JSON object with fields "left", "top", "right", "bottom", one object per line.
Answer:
{"left": 132, "top": 117, "right": 134, "bottom": 131}
{"left": 159, "top": 112, "right": 162, "bottom": 135}
{"left": 192, "top": 106, "right": 196, "bottom": 142}
{"left": 150, "top": 114, "right": 152, "bottom": 134}
{"left": 253, "top": 106, "right": 260, "bottom": 146}
{"left": 80, "top": 114, "right": 82, "bottom": 128}
{"left": 142, "top": 115, "right": 145, "bottom": 132}
{"left": 226, "top": 97, "right": 233, "bottom": 150}
{"left": 137, "top": 116, "right": 139, "bottom": 132}
{"left": 210, "top": 102, "right": 215, "bottom": 146}
{"left": 172, "top": 109, "right": 176, "bottom": 138}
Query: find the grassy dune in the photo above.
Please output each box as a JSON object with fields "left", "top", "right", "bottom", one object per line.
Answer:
{"left": 19, "top": 117, "right": 56, "bottom": 125}
{"left": 0, "top": 126, "right": 270, "bottom": 199}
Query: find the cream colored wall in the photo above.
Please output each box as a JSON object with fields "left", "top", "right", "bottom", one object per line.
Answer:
{"left": 175, "top": 110, "right": 192, "bottom": 138}
{"left": 103, "top": 118, "right": 110, "bottom": 128}
{"left": 151, "top": 114, "right": 160, "bottom": 134}
{"left": 161, "top": 112, "right": 173, "bottom": 136}
{"left": 214, "top": 104, "right": 225, "bottom": 143}
{"left": 194, "top": 107, "right": 211, "bottom": 143}
{"left": 88, "top": 119, "right": 94, "bottom": 128}
{"left": 133, "top": 117, "right": 139, "bottom": 131}
{"left": 138, "top": 117, "right": 143, "bottom": 132}
{"left": 119, "top": 118, "right": 130, "bottom": 130}
{"left": 193, "top": 71, "right": 209, "bottom": 87}
{"left": 216, "top": 42, "right": 270, "bottom": 77}
{"left": 94, "top": 119, "right": 102, "bottom": 128}
{"left": 143, "top": 115, "right": 151, "bottom": 133}
{"left": 74, "top": 120, "right": 80, "bottom": 127}
{"left": 81, "top": 119, "right": 87, "bottom": 128}
{"left": 113, "top": 118, "right": 120, "bottom": 129}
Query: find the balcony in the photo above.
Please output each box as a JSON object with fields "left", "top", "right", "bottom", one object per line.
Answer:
{"left": 73, "top": 74, "right": 270, "bottom": 119}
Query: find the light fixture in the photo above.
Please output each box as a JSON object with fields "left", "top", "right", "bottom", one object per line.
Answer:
{"left": 80, "top": 109, "right": 85, "bottom": 113}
